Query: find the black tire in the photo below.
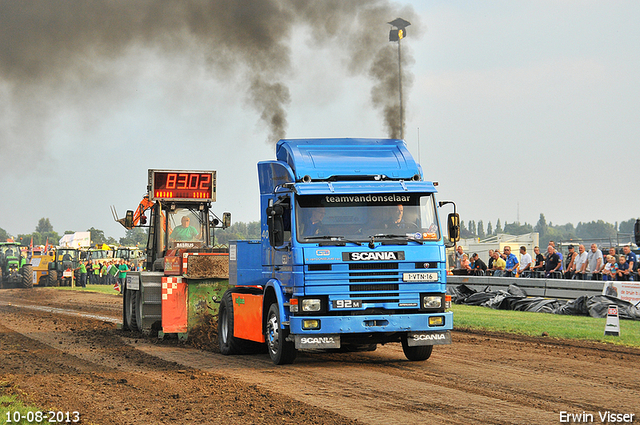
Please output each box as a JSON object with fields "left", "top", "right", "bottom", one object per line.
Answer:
{"left": 218, "top": 290, "right": 265, "bottom": 355}
{"left": 134, "top": 289, "right": 143, "bottom": 332}
{"left": 0, "top": 268, "right": 3, "bottom": 289}
{"left": 20, "top": 265, "right": 33, "bottom": 289}
{"left": 125, "top": 289, "right": 138, "bottom": 331}
{"left": 48, "top": 270, "right": 58, "bottom": 287}
{"left": 265, "top": 302, "right": 296, "bottom": 365}
{"left": 401, "top": 335, "right": 433, "bottom": 361}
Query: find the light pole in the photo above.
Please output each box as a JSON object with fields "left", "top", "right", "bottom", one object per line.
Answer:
{"left": 388, "top": 18, "right": 411, "bottom": 140}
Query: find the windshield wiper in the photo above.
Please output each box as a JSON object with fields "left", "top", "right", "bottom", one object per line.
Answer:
{"left": 370, "top": 233, "right": 423, "bottom": 242}
{"left": 303, "top": 235, "right": 362, "bottom": 245}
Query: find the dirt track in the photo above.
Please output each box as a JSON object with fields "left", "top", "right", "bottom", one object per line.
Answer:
{"left": 1, "top": 288, "right": 638, "bottom": 425}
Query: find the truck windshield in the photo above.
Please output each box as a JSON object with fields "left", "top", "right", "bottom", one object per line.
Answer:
{"left": 295, "top": 193, "right": 440, "bottom": 243}
{"left": 57, "top": 250, "right": 77, "bottom": 261}
{"left": 90, "top": 250, "right": 110, "bottom": 260}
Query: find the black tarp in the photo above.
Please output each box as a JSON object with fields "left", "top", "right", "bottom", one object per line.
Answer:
{"left": 450, "top": 284, "right": 640, "bottom": 320}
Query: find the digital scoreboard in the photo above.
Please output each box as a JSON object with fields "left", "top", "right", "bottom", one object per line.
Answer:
{"left": 148, "top": 170, "right": 216, "bottom": 202}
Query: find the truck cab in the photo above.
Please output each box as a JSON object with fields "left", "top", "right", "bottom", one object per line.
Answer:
{"left": 223, "top": 138, "right": 456, "bottom": 364}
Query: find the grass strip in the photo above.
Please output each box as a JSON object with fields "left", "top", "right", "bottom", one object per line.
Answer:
{"left": 52, "top": 284, "right": 121, "bottom": 295}
{"left": 452, "top": 304, "right": 640, "bottom": 347}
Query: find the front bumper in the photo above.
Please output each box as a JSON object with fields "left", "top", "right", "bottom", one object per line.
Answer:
{"left": 290, "top": 311, "right": 452, "bottom": 336}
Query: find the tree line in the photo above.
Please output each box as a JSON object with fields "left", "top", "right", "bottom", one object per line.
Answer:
{"left": 461, "top": 214, "right": 638, "bottom": 247}
{"left": 213, "top": 221, "right": 261, "bottom": 246}
{"left": 0, "top": 218, "right": 147, "bottom": 247}
{"left": 4, "top": 215, "right": 635, "bottom": 250}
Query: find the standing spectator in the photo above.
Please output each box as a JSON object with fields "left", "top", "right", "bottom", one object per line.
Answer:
{"left": 461, "top": 253, "right": 471, "bottom": 274}
{"left": 489, "top": 251, "right": 506, "bottom": 277}
{"left": 586, "top": 243, "right": 604, "bottom": 280}
{"left": 74, "top": 261, "right": 87, "bottom": 288}
{"left": 616, "top": 255, "right": 630, "bottom": 281}
{"left": 100, "top": 261, "right": 108, "bottom": 285}
{"left": 471, "top": 253, "right": 487, "bottom": 275}
{"left": 574, "top": 244, "right": 588, "bottom": 280}
{"left": 454, "top": 246, "right": 464, "bottom": 269}
{"left": 602, "top": 255, "right": 618, "bottom": 281}
{"left": 487, "top": 250, "right": 495, "bottom": 271}
{"left": 549, "top": 241, "right": 564, "bottom": 272}
{"left": 545, "top": 245, "right": 561, "bottom": 278}
{"left": 563, "top": 245, "right": 578, "bottom": 279}
{"left": 531, "top": 246, "right": 545, "bottom": 276}
{"left": 117, "top": 259, "right": 130, "bottom": 293}
{"left": 517, "top": 246, "right": 532, "bottom": 277}
{"left": 108, "top": 261, "right": 118, "bottom": 287}
{"left": 622, "top": 245, "right": 636, "bottom": 280}
{"left": 91, "top": 260, "right": 100, "bottom": 285}
{"left": 503, "top": 246, "right": 519, "bottom": 277}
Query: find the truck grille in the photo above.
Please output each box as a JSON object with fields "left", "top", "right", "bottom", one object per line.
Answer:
{"left": 349, "top": 262, "right": 398, "bottom": 270}
{"left": 304, "top": 258, "right": 443, "bottom": 307}
{"left": 350, "top": 284, "right": 399, "bottom": 292}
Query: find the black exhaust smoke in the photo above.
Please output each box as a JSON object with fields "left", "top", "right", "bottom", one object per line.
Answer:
{"left": 0, "top": 0, "right": 419, "bottom": 162}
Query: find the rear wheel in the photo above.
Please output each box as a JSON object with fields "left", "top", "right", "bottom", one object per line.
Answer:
{"left": 125, "top": 289, "right": 138, "bottom": 331}
{"left": 401, "top": 335, "right": 433, "bottom": 361}
{"left": 134, "top": 289, "right": 143, "bottom": 332}
{"left": 48, "top": 270, "right": 58, "bottom": 287}
{"left": 265, "top": 302, "right": 296, "bottom": 365}
{"left": 20, "top": 265, "right": 33, "bottom": 289}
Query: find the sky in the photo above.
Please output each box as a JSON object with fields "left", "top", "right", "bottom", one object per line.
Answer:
{"left": 1, "top": 0, "right": 639, "bottom": 241}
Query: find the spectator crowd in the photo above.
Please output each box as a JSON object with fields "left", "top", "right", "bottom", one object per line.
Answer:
{"left": 453, "top": 242, "right": 637, "bottom": 281}
{"left": 73, "top": 258, "right": 138, "bottom": 291}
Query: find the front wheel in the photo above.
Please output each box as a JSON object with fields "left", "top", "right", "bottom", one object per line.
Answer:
{"left": 401, "top": 335, "right": 433, "bottom": 361}
{"left": 265, "top": 302, "right": 296, "bottom": 365}
{"left": 20, "top": 265, "right": 34, "bottom": 289}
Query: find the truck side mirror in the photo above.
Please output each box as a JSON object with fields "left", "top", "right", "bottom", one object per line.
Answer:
{"left": 222, "top": 212, "right": 231, "bottom": 229}
{"left": 266, "top": 200, "right": 285, "bottom": 248}
{"left": 124, "top": 210, "right": 134, "bottom": 229}
{"left": 447, "top": 213, "right": 460, "bottom": 243}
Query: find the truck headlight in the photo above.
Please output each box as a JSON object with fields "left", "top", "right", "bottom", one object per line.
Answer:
{"left": 302, "top": 298, "right": 321, "bottom": 312}
{"left": 422, "top": 296, "right": 442, "bottom": 309}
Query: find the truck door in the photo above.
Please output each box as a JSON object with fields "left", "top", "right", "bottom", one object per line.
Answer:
{"left": 266, "top": 196, "right": 293, "bottom": 281}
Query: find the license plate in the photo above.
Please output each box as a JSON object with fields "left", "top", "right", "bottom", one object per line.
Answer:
{"left": 403, "top": 272, "right": 438, "bottom": 282}
{"left": 332, "top": 299, "right": 362, "bottom": 309}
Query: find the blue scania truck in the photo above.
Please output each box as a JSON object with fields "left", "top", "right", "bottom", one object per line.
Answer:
{"left": 219, "top": 138, "right": 459, "bottom": 364}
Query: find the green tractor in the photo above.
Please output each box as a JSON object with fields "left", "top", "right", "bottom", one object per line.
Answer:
{"left": 47, "top": 248, "right": 80, "bottom": 286}
{"left": 0, "top": 242, "right": 33, "bottom": 289}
